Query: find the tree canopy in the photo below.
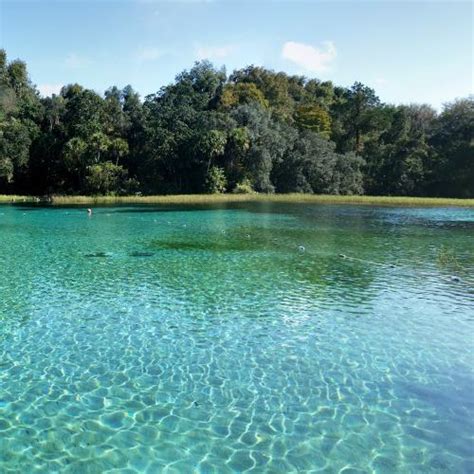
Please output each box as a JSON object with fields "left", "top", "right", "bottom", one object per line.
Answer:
{"left": 0, "top": 49, "right": 472, "bottom": 197}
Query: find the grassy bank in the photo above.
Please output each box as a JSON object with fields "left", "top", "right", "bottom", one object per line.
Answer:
{"left": 0, "top": 195, "right": 38, "bottom": 203}
{"left": 1, "top": 194, "right": 473, "bottom": 207}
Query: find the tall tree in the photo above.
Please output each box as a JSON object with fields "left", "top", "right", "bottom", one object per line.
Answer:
{"left": 428, "top": 98, "right": 474, "bottom": 197}
{"left": 0, "top": 49, "right": 472, "bottom": 198}
{"left": 333, "top": 82, "right": 381, "bottom": 153}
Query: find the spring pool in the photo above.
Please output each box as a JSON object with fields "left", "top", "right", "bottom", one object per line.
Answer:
{"left": 0, "top": 202, "right": 473, "bottom": 473}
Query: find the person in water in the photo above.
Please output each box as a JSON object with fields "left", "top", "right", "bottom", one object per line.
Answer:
{"left": 87, "top": 208, "right": 92, "bottom": 216}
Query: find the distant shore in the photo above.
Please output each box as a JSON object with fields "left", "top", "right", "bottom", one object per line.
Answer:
{"left": 1, "top": 194, "right": 473, "bottom": 207}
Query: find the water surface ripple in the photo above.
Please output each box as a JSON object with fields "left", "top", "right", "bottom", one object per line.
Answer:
{"left": 0, "top": 203, "right": 473, "bottom": 473}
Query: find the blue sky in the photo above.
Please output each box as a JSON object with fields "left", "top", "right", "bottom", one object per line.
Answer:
{"left": 1, "top": 0, "right": 472, "bottom": 109}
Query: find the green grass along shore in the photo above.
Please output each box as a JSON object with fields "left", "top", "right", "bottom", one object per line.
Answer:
{"left": 1, "top": 194, "right": 473, "bottom": 207}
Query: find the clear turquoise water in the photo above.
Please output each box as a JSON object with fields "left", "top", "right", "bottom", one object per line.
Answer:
{"left": 0, "top": 202, "right": 473, "bottom": 473}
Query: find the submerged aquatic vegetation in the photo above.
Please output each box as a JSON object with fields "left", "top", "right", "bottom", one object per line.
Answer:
{"left": 84, "top": 252, "right": 108, "bottom": 258}
{"left": 436, "top": 246, "right": 463, "bottom": 273}
{"left": 128, "top": 251, "right": 154, "bottom": 258}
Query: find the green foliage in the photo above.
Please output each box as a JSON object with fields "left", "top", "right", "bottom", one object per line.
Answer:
{"left": 232, "top": 178, "right": 255, "bottom": 194}
{"left": 85, "top": 161, "right": 134, "bottom": 195}
{"left": 0, "top": 48, "right": 472, "bottom": 198}
{"left": 333, "top": 82, "right": 382, "bottom": 153}
{"left": 199, "top": 130, "right": 227, "bottom": 160}
{"left": 334, "top": 152, "right": 365, "bottom": 195}
{"left": 0, "top": 86, "right": 17, "bottom": 120}
{"left": 230, "top": 66, "right": 295, "bottom": 119}
{"left": 364, "top": 104, "right": 436, "bottom": 195}
{"left": 220, "top": 83, "right": 269, "bottom": 109}
{"left": 0, "top": 153, "right": 14, "bottom": 182}
{"left": 295, "top": 104, "right": 331, "bottom": 138}
{"left": 428, "top": 98, "right": 474, "bottom": 197}
{"left": 205, "top": 166, "right": 227, "bottom": 194}
{"left": 63, "top": 136, "right": 87, "bottom": 170}
{"left": 0, "top": 119, "right": 34, "bottom": 182}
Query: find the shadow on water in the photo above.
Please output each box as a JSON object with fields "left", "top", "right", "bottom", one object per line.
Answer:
{"left": 147, "top": 225, "right": 297, "bottom": 253}
{"left": 144, "top": 224, "right": 378, "bottom": 306}
{"left": 9, "top": 207, "right": 46, "bottom": 212}
{"left": 10, "top": 202, "right": 234, "bottom": 212}
{"left": 148, "top": 238, "right": 268, "bottom": 252}
{"left": 108, "top": 206, "right": 225, "bottom": 214}
{"left": 9, "top": 200, "right": 304, "bottom": 215}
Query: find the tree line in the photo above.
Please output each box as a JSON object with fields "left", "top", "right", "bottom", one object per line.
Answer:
{"left": 0, "top": 49, "right": 472, "bottom": 197}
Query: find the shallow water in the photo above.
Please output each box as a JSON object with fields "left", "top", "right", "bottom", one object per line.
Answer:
{"left": 0, "top": 202, "right": 473, "bottom": 473}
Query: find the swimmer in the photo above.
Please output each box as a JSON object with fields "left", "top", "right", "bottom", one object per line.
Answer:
{"left": 87, "top": 208, "right": 93, "bottom": 216}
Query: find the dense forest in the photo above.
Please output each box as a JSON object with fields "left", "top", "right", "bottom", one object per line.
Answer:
{"left": 0, "top": 49, "right": 472, "bottom": 197}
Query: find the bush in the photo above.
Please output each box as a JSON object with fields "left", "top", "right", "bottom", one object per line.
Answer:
{"left": 232, "top": 178, "right": 256, "bottom": 194}
{"left": 85, "top": 161, "right": 137, "bottom": 195}
{"left": 205, "top": 166, "right": 227, "bottom": 194}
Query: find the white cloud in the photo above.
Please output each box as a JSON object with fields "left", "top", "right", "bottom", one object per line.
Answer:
{"left": 137, "top": 47, "right": 164, "bottom": 62}
{"left": 282, "top": 41, "right": 336, "bottom": 73}
{"left": 65, "top": 53, "right": 91, "bottom": 69}
{"left": 38, "top": 84, "right": 63, "bottom": 97}
{"left": 195, "top": 44, "right": 235, "bottom": 61}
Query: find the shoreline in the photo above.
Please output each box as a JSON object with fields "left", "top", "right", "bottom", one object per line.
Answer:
{"left": 1, "top": 194, "right": 473, "bottom": 207}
